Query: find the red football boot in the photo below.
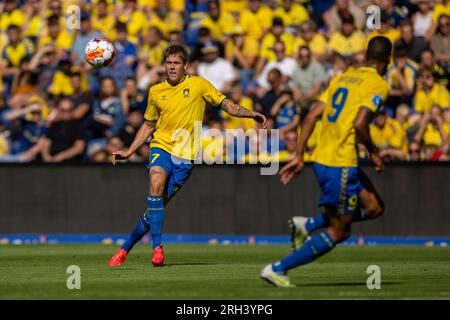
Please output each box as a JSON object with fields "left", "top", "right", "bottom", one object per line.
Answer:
{"left": 152, "top": 245, "right": 164, "bottom": 266}
{"left": 109, "top": 248, "right": 127, "bottom": 267}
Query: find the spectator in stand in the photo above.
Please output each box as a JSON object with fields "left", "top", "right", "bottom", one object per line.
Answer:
{"left": 87, "top": 76, "right": 125, "bottom": 139}
{"left": 91, "top": 0, "right": 117, "bottom": 42}
{"left": 197, "top": 41, "right": 237, "bottom": 93}
{"left": 190, "top": 27, "right": 224, "bottom": 66}
{"left": 385, "top": 47, "right": 418, "bottom": 115}
{"left": 255, "top": 40, "right": 297, "bottom": 98}
{"left": 100, "top": 22, "right": 137, "bottom": 90}
{"left": 38, "top": 15, "right": 73, "bottom": 61}
{"left": 120, "top": 77, "right": 147, "bottom": 116}
{"left": 255, "top": 68, "right": 283, "bottom": 130}
{"left": 270, "top": 89, "right": 300, "bottom": 139}
{"left": 324, "top": 0, "right": 366, "bottom": 33}
{"left": 272, "top": 0, "right": 309, "bottom": 34}
{"left": 199, "top": 0, "right": 234, "bottom": 43}
{"left": 27, "top": 44, "right": 59, "bottom": 94}
{"left": 370, "top": 110, "right": 408, "bottom": 160}
{"left": 430, "top": 14, "right": 450, "bottom": 70}
{"left": 0, "top": 95, "right": 48, "bottom": 162}
{"left": 115, "top": 0, "right": 147, "bottom": 44}
{"left": 70, "top": 70, "right": 94, "bottom": 124}
{"left": 419, "top": 48, "right": 450, "bottom": 90}
{"left": 71, "top": 12, "right": 103, "bottom": 67}
{"left": 48, "top": 58, "right": 75, "bottom": 98}
{"left": 414, "top": 106, "right": 449, "bottom": 160}
{"left": 147, "top": 0, "right": 184, "bottom": 38}
{"left": 255, "top": 17, "right": 294, "bottom": 78}
{"left": 414, "top": 67, "right": 450, "bottom": 114}
{"left": 239, "top": 0, "right": 273, "bottom": 41}
{"left": 290, "top": 45, "right": 327, "bottom": 113}
{"left": 41, "top": 98, "right": 85, "bottom": 162}
{"left": 394, "top": 19, "right": 428, "bottom": 63}
{"left": 224, "top": 25, "right": 259, "bottom": 94}
{"left": 407, "top": 141, "right": 422, "bottom": 161}
{"left": 118, "top": 107, "right": 143, "bottom": 147}
{"left": 294, "top": 20, "right": 328, "bottom": 62}
{"left": 0, "top": 0, "right": 25, "bottom": 32}
{"left": 412, "top": 0, "right": 433, "bottom": 38}
{"left": 329, "top": 14, "right": 366, "bottom": 59}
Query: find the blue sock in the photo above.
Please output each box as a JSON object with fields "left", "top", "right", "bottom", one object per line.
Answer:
{"left": 273, "top": 231, "right": 336, "bottom": 273}
{"left": 148, "top": 195, "right": 165, "bottom": 249}
{"left": 305, "top": 213, "right": 330, "bottom": 233}
{"left": 121, "top": 213, "right": 150, "bottom": 252}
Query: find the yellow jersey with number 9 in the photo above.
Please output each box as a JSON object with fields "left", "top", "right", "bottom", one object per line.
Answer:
{"left": 144, "top": 75, "right": 226, "bottom": 160}
{"left": 312, "top": 67, "right": 389, "bottom": 167}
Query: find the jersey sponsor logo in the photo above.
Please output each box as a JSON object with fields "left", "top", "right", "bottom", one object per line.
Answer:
{"left": 371, "top": 94, "right": 382, "bottom": 108}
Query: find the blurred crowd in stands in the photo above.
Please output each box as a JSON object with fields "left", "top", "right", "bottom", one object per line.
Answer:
{"left": 0, "top": 0, "right": 449, "bottom": 163}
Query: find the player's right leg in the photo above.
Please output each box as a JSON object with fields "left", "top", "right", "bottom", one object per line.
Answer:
{"left": 109, "top": 148, "right": 170, "bottom": 267}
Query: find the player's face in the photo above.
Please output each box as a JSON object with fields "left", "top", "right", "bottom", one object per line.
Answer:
{"left": 165, "top": 55, "right": 187, "bottom": 84}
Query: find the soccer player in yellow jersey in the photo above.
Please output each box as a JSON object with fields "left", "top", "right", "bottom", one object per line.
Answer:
{"left": 109, "top": 45, "right": 267, "bottom": 267}
{"left": 261, "top": 37, "right": 392, "bottom": 288}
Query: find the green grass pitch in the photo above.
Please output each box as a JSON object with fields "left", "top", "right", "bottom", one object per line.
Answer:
{"left": 0, "top": 244, "right": 449, "bottom": 299}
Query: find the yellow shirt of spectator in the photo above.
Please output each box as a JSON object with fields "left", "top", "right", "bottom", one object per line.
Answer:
{"left": 313, "top": 67, "right": 389, "bottom": 167}
{"left": 49, "top": 71, "right": 74, "bottom": 96}
{"left": 239, "top": 5, "right": 273, "bottom": 40}
{"left": 415, "top": 84, "right": 450, "bottom": 113}
{"left": 118, "top": 10, "right": 148, "bottom": 44}
{"left": 423, "top": 123, "right": 450, "bottom": 147}
{"left": 386, "top": 59, "right": 418, "bottom": 92}
{"left": 273, "top": 3, "right": 309, "bottom": 28}
{"left": 200, "top": 12, "right": 235, "bottom": 41}
{"left": 329, "top": 31, "right": 366, "bottom": 56}
{"left": 142, "top": 40, "right": 168, "bottom": 67}
{"left": 39, "top": 31, "right": 73, "bottom": 51}
{"left": 24, "top": 16, "right": 45, "bottom": 39}
{"left": 225, "top": 36, "right": 259, "bottom": 62}
{"left": 148, "top": 11, "right": 184, "bottom": 37}
{"left": 141, "top": 0, "right": 185, "bottom": 12}
{"left": 294, "top": 34, "right": 327, "bottom": 56}
{"left": 432, "top": 2, "right": 450, "bottom": 23}
{"left": 366, "top": 29, "right": 400, "bottom": 48}
{"left": 0, "top": 9, "right": 25, "bottom": 31}
{"left": 144, "top": 75, "right": 226, "bottom": 160}
{"left": 220, "top": 0, "right": 246, "bottom": 14}
{"left": 260, "top": 32, "right": 295, "bottom": 61}
{"left": 222, "top": 96, "right": 254, "bottom": 130}
{"left": 92, "top": 14, "right": 117, "bottom": 42}
{"left": 370, "top": 117, "right": 407, "bottom": 153}
{"left": 3, "top": 40, "right": 34, "bottom": 68}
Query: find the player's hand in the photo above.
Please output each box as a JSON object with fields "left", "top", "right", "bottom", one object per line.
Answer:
{"left": 112, "top": 150, "right": 131, "bottom": 166}
{"left": 369, "top": 152, "right": 384, "bottom": 173}
{"left": 253, "top": 112, "right": 268, "bottom": 129}
{"left": 279, "top": 154, "right": 305, "bottom": 185}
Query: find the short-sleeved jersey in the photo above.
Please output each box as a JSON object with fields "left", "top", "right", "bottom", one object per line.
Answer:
{"left": 312, "top": 67, "right": 389, "bottom": 167}
{"left": 144, "top": 75, "right": 226, "bottom": 160}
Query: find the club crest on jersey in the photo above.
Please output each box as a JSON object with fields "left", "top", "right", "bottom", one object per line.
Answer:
{"left": 183, "top": 88, "right": 190, "bottom": 98}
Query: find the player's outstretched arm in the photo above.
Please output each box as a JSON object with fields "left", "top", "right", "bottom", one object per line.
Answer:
{"left": 354, "top": 107, "right": 384, "bottom": 172}
{"left": 112, "top": 120, "right": 156, "bottom": 165}
{"left": 220, "top": 98, "right": 267, "bottom": 128}
{"left": 280, "top": 100, "right": 325, "bottom": 185}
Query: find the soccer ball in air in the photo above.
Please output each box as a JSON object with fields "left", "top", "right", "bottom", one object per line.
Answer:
{"left": 84, "top": 38, "right": 115, "bottom": 68}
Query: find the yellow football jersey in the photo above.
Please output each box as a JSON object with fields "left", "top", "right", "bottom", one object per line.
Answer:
{"left": 144, "top": 75, "right": 226, "bottom": 160}
{"left": 312, "top": 67, "right": 389, "bottom": 167}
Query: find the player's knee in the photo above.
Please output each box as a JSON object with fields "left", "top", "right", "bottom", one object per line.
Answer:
{"left": 150, "top": 182, "right": 165, "bottom": 196}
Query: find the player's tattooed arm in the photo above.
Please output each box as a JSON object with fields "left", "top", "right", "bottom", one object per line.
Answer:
{"left": 220, "top": 98, "right": 267, "bottom": 127}
{"left": 112, "top": 120, "right": 156, "bottom": 165}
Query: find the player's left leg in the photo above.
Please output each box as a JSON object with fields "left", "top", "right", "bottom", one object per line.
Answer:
{"left": 289, "top": 168, "right": 384, "bottom": 249}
